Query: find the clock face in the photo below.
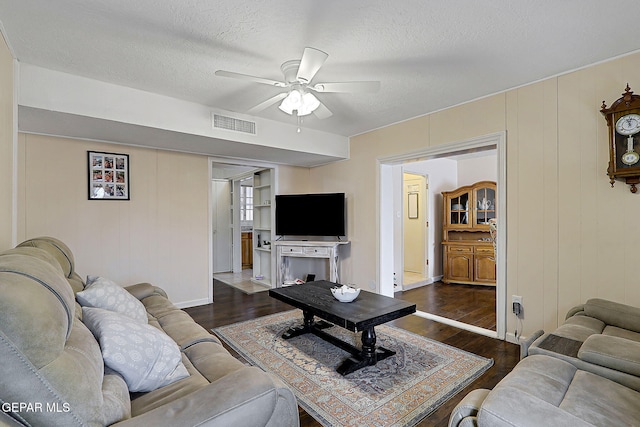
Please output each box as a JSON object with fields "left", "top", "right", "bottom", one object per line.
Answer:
{"left": 622, "top": 151, "right": 640, "bottom": 166}
{"left": 616, "top": 114, "right": 640, "bottom": 136}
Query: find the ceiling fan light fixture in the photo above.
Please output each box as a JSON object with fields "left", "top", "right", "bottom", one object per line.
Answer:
{"left": 297, "top": 92, "right": 320, "bottom": 116}
{"left": 278, "top": 89, "right": 320, "bottom": 116}
{"left": 278, "top": 89, "right": 300, "bottom": 115}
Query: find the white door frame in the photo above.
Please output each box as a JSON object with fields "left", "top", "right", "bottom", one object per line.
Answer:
{"left": 377, "top": 131, "right": 507, "bottom": 339}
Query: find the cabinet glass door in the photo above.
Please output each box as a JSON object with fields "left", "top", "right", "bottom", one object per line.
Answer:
{"left": 474, "top": 187, "right": 496, "bottom": 226}
{"left": 449, "top": 193, "right": 469, "bottom": 225}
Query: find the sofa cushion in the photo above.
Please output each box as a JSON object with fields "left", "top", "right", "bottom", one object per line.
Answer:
{"left": 130, "top": 352, "right": 211, "bottom": 416}
{"left": 128, "top": 367, "right": 295, "bottom": 426}
{"left": 559, "top": 370, "right": 640, "bottom": 425}
{"left": 584, "top": 298, "right": 640, "bottom": 333}
{"left": 77, "top": 276, "right": 148, "bottom": 323}
{"left": 553, "top": 315, "right": 605, "bottom": 342}
{"left": 578, "top": 334, "right": 640, "bottom": 377}
{"left": 0, "top": 247, "right": 65, "bottom": 277}
{"left": 17, "top": 236, "right": 75, "bottom": 279}
{"left": 603, "top": 325, "right": 640, "bottom": 342}
{"left": 82, "top": 307, "right": 189, "bottom": 392}
{"left": 0, "top": 253, "right": 75, "bottom": 361}
{"left": 478, "top": 355, "right": 640, "bottom": 427}
{"left": 0, "top": 253, "right": 112, "bottom": 426}
{"left": 129, "top": 341, "right": 248, "bottom": 416}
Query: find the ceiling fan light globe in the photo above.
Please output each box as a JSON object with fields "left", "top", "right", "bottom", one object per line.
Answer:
{"left": 279, "top": 89, "right": 303, "bottom": 115}
{"left": 297, "top": 92, "right": 320, "bottom": 116}
{"left": 278, "top": 103, "right": 294, "bottom": 115}
{"left": 279, "top": 89, "right": 321, "bottom": 116}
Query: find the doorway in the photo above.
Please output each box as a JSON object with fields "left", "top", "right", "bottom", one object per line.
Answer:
{"left": 209, "top": 159, "right": 277, "bottom": 295}
{"left": 402, "top": 172, "right": 428, "bottom": 290}
{"left": 378, "top": 132, "right": 507, "bottom": 339}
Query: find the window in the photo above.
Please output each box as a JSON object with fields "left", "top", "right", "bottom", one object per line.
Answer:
{"left": 240, "top": 185, "right": 253, "bottom": 221}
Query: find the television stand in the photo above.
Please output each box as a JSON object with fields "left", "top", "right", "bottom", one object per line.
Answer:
{"left": 274, "top": 241, "right": 350, "bottom": 287}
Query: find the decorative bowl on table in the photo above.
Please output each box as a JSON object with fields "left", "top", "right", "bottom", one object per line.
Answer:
{"left": 331, "top": 285, "right": 361, "bottom": 302}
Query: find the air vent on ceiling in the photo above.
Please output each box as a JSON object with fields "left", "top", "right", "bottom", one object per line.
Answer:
{"left": 213, "top": 114, "right": 256, "bottom": 135}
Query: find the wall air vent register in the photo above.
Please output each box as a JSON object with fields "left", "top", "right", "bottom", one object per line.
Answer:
{"left": 212, "top": 113, "right": 257, "bottom": 135}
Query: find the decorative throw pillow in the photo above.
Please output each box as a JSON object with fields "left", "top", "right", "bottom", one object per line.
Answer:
{"left": 77, "top": 276, "right": 148, "bottom": 323}
{"left": 82, "top": 307, "right": 189, "bottom": 392}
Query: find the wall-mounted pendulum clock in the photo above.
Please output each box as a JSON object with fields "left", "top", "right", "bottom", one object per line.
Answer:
{"left": 601, "top": 84, "right": 640, "bottom": 193}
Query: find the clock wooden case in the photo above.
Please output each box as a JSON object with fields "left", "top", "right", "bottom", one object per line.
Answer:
{"left": 601, "top": 84, "right": 640, "bottom": 193}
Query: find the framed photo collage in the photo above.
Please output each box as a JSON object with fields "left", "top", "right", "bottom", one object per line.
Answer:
{"left": 88, "top": 151, "right": 130, "bottom": 200}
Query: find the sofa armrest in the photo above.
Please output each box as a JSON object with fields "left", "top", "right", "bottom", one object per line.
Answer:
{"left": 565, "top": 304, "right": 585, "bottom": 320}
{"left": 578, "top": 335, "right": 640, "bottom": 376}
{"left": 448, "top": 389, "right": 490, "bottom": 427}
{"left": 124, "top": 283, "right": 168, "bottom": 300}
{"left": 519, "top": 329, "right": 544, "bottom": 359}
{"left": 110, "top": 367, "right": 298, "bottom": 427}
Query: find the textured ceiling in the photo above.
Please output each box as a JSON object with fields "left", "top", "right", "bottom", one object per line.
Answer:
{"left": 2, "top": 0, "right": 640, "bottom": 137}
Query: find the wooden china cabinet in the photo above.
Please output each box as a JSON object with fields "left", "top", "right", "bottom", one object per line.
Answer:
{"left": 442, "top": 181, "right": 496, "bottom": 286}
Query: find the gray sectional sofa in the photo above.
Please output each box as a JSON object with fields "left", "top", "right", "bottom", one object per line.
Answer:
{"left": 0, "top": 237, "right": 299, "bottom": 427}
{"left": 528, "top": 298, "right": 640, "bottom": 392}
{"left": 449, "top": 298, "right": 640, "bottom": 426}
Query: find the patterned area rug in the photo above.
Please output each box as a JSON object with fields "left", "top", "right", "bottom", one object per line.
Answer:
{"left": 213, "top": 310, "right": 493, "bottom": 427}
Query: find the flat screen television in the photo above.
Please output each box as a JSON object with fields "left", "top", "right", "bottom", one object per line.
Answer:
{"left": 275, "top": 193, "right": 346, "bottom": 237}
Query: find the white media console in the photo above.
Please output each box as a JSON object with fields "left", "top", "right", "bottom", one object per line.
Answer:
{"left": 274, "top": 240, "right": 350, "bottom": 286}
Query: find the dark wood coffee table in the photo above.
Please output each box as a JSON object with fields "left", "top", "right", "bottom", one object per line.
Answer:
{"left": 269, "top": 280, "right": 416, "bottom": 375}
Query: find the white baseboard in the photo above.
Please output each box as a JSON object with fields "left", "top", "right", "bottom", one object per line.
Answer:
{"left": 397, "top": 275, "right": 444, "bottom": 292}
{"left": 175, "top": 298, "right": 211, "bottom": 308}
{"left": 505, "top": 332, "right": 520, "bottom": 345}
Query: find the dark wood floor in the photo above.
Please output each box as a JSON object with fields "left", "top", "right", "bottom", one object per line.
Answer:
{"left": 397, "top": 282, "right": 497, "bottom": 331}
{"left": 184, "top": 281, "right": 518, "bottom": 427}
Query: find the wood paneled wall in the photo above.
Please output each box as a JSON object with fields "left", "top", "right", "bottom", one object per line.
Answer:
{"left": 17, "top": 134, "right": 210, "bottom": 306}
{"left": 311, "top": 52, "right": 640, "bottom": 336}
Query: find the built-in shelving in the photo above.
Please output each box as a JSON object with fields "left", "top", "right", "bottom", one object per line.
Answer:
{"left": 252, "top": 169, "right": 274, "bottom": 286}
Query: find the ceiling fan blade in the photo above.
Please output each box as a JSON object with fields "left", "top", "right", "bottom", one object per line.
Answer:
{"left": 311, "top": 81, "right": 381, "bottom": 93}
{"left": 313, "top": 102, "right": 333, "bottom": 120}
{"left": 296, "top": 47, "right": 328, "bottom": 83}
{"left": 247, "top": 92, "right": 288, "bottom": 114}
{"left": 215, "top": 70, "right": 287, "bottom": 87}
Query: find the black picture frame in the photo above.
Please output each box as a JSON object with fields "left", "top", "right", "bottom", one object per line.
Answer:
{"left": 88, "top": 151, "right": 130, "bottom": 200}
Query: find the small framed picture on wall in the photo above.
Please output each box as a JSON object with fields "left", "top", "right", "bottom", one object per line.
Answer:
{"left": 88, "top": 151, "right": 130, "bottom": 200}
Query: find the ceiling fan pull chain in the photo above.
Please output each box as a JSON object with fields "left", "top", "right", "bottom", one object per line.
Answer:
{"left": 297, "top": 116, "right": 302, "bottom": 133}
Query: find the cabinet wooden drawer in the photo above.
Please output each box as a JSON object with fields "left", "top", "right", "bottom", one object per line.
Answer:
{"left": 281, "top": 246, "right": 304, "bottom": 254}
{"left": 447, "top": 246, "right": 473, "bottom": 253}
{"left": 475, "top": 246, "right": 494, "bottom": 254}
{"left": 304, "top": 247, "right": 329, "bottom": 256}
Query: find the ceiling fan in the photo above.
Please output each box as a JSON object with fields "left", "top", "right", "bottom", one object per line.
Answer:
{"left": 215, "top": 47, "right": 380, "bottom": 120}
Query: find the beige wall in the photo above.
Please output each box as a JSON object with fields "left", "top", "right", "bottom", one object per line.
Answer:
{"left": 17, "top": 134, "right": 210, "bottom": 306}
{"left": 277, "top": 165, "right": 311, "bottom": 194}
{"left": 0, "top": 33, "right": 13, "bottom": 250}
{"left": 311, "top": 51, "right": 640, "bottom": 336}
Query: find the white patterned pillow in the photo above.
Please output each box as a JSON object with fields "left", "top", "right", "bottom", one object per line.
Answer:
{"left": 82, "top": 307, "right": 189, "bottom": 392}
{"left": 77, "top": 276, "right": 148, "bottom": 323}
